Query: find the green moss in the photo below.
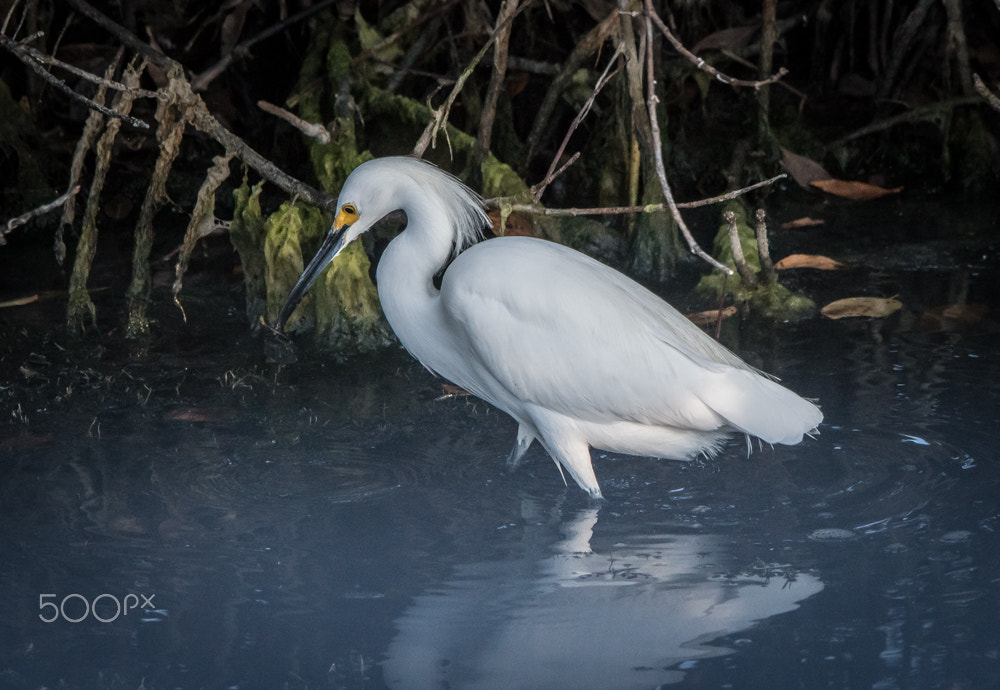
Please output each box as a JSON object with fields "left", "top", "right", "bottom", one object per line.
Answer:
{"left": 229, "top": 179, "right": 268, "bottom": 323}
{"left": 695, "top": 200, "right": 816, "bottom": 321}
{"left": 262, "top": 200, "right": 392, "bottom": 354}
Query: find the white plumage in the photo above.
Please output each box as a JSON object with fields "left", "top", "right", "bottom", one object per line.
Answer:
{"left": 278, "top": 156, "right": 822, "bottom": 498}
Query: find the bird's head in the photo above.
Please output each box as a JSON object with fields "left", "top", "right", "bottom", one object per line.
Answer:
{"left": 275, "top": 157, "right": 487, "bottom": 332}
{"left": 274, "top": 159, "right": 403, "bottom": 331}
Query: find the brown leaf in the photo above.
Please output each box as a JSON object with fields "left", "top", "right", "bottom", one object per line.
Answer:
{"left": 488, "top": 210, "right": 535, "bottom": 237}
{"left": 0, "top": 294, "right": 39, "bottom": 308}
{"left": 692, "top": 26, "right": 758, "bottom": 54}
{"left": 775, "top": 254, "right": 845, "bottom": 270}
{"left": 436, "top": 383, "right": 471, "bottom": 401}
{"left": 780, "top": 148, "right": 832, "bottom": 188}
{"left": 780, "top": 217, "right": 825, "bottom": 229}
{"left": 810, "top": 178, "right": 903, "bottom": 201}
{"left": 918, "top": 303, "right": 989, "bottom": 331}
{"left": 685, "top": 306, "right": 737, "bottom": 325}
{"left": 505, "top": 71, "right": 530, "bottom": 98}
{"left": 821, "top": 296, "right": 902, "bottom": 319}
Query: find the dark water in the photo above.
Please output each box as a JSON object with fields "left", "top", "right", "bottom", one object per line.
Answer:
{"left": 1, "top": 197, "right": 999, "bottom": 689}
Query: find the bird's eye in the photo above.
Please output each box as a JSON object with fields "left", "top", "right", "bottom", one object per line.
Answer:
{"left": 342, "top": 204, "right": 358, "bottom": 218}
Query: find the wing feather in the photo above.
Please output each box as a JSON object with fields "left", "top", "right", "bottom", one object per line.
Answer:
{"left": 440, "top": 236, "right": 820, "bottom": 441}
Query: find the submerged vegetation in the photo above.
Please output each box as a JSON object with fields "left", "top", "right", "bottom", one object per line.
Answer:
{"left": 0, "top": 0, "right": 998, "bottom": 352}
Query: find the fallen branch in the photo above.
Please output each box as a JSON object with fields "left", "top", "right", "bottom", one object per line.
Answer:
{"left": 644, "top": 0, "right": 788, "bottom": 89}
{"left": 0, "top": 30, "right": 152, "bottom": 129}
{"left": 258, "top": 100, "right": 331, "bottom": 143}
{"left": 1, "top": 186, "right": 81, "bottom": 243}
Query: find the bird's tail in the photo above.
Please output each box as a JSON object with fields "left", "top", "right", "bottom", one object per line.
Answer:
{"left": 700, "top": 369, "right": 822, "bottom": 446}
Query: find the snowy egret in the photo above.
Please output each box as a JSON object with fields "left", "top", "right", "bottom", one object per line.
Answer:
{"left": 277, "top": 156, "right": 822, "bottom": 498}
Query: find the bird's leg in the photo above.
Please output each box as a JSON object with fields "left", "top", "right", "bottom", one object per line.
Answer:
{"left": 540, "top": 434, "right": 604, "bottom": 500}
{"left": 505, "top": 424, "right": 536, "bottom": 471}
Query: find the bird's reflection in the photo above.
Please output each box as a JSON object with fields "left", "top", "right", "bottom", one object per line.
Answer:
{"left": 383, "top": 502, "right": 824, "bottom": 689}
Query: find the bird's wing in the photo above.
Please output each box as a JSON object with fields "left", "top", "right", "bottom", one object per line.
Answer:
{"left": 440, "top": 237, "right": 820, "bottom": 443}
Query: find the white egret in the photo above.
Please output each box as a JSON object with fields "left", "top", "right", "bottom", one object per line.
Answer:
{"left": 277, "top": 156, "right": 822, "bottom": 498}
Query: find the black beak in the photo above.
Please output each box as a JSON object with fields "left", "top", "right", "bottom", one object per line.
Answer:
{"left": 275, "top": 223, "right": 349, "bottom": 331}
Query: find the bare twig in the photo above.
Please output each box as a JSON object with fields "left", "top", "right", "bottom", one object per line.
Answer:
{"left": 507, "top": 174, "right": 786, "bottom": 216}
{"left": 724, "top": 210, "right": 756, "bottom": 287}
{"left": 258, "top": 100, "right": 331, "bottom": 143}
{"left": 64, "top": 0, "right": 175, "bottom": 70}
{"left": 1, "top": 186, "right": 81, "bottom": 243}
{"left": 2, "top": 1, "right": 20, "bottom": 35}
{"left": 528, "top": 153, "right": 580, "bottom": 203}
{"left": 523, "top": 8, "right": 620, "bottom": 167}
{"left": 720, "top": 48, "right": 807, "bottom": 106}
{"left": 532, "top": 48, "right": 623, "bottom": 202}
{"left": 13, "top": 38, "right": 162, "bottom": 100}
{"left": 411, "top": 1, "right": 530, "bottom": 158}
{"left": 59, "top": 0, "right": 333, "bottom": 213}
{"left": 973, "top": 73, "right": 1000, "bottom": 112}
{"left": 755, "top": 208, "right": 776, "bottom": 283}
{"left": 359, "top": 0, "right": 460, "bottom": 68}
{"left": 643, "top": 8, "right": 732, "bottom": 275}
{"left": 0, "top": 30, "right": 151, "bottom": 128}
{"left": 676, "top": 174, "right": 786, "bottom": 208}
{"left": 644, "top": 1, "right": 787, "bottom": 89}
{"left": 472, "top": 0, "right": 519, "bottom": 175}
{"left": 189, "top": 0, "right": 340, "bottom": 91}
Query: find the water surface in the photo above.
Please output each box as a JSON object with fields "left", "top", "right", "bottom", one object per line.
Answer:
{"left": 1, "top": 197, "right": 998, "bottom": 689}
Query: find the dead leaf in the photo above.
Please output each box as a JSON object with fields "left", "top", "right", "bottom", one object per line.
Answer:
{"left": 821, "top": 296, "right": 902, "bottom": 319}
{"left": 505, "top": 70, "right": 530, "bottom": 98}
{"left": 686, "top": 306, "right": 737, "bottom": 325}
{"left": 780, "top": 217, "right": 825, "bottom": 229}
{"left": 436, "top": 383, "right": 471, "bottom": 401}
{"left": 775, "top": 254, "right": 845, "bottom": 270}
{"left": 918, "top": 303, "right": 989, "bottom": 331}
{"left": 692, "top": 26, "right": 758, "bottom": 54}
{"left": 489, "top": 210, "right": 535, "bottom": 237}
{"left": 780, "top": 148, "right": 832, "bottom": 189}
{"left": 0, "top": 294, "right": 39, "bottom": 308}
{"left": 810, "top": 178, "right": 903, "bottom": 201}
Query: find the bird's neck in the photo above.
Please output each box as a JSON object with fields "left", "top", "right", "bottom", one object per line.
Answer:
{"left": 375, "top": 205, "right": 456, "bottom": 370}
